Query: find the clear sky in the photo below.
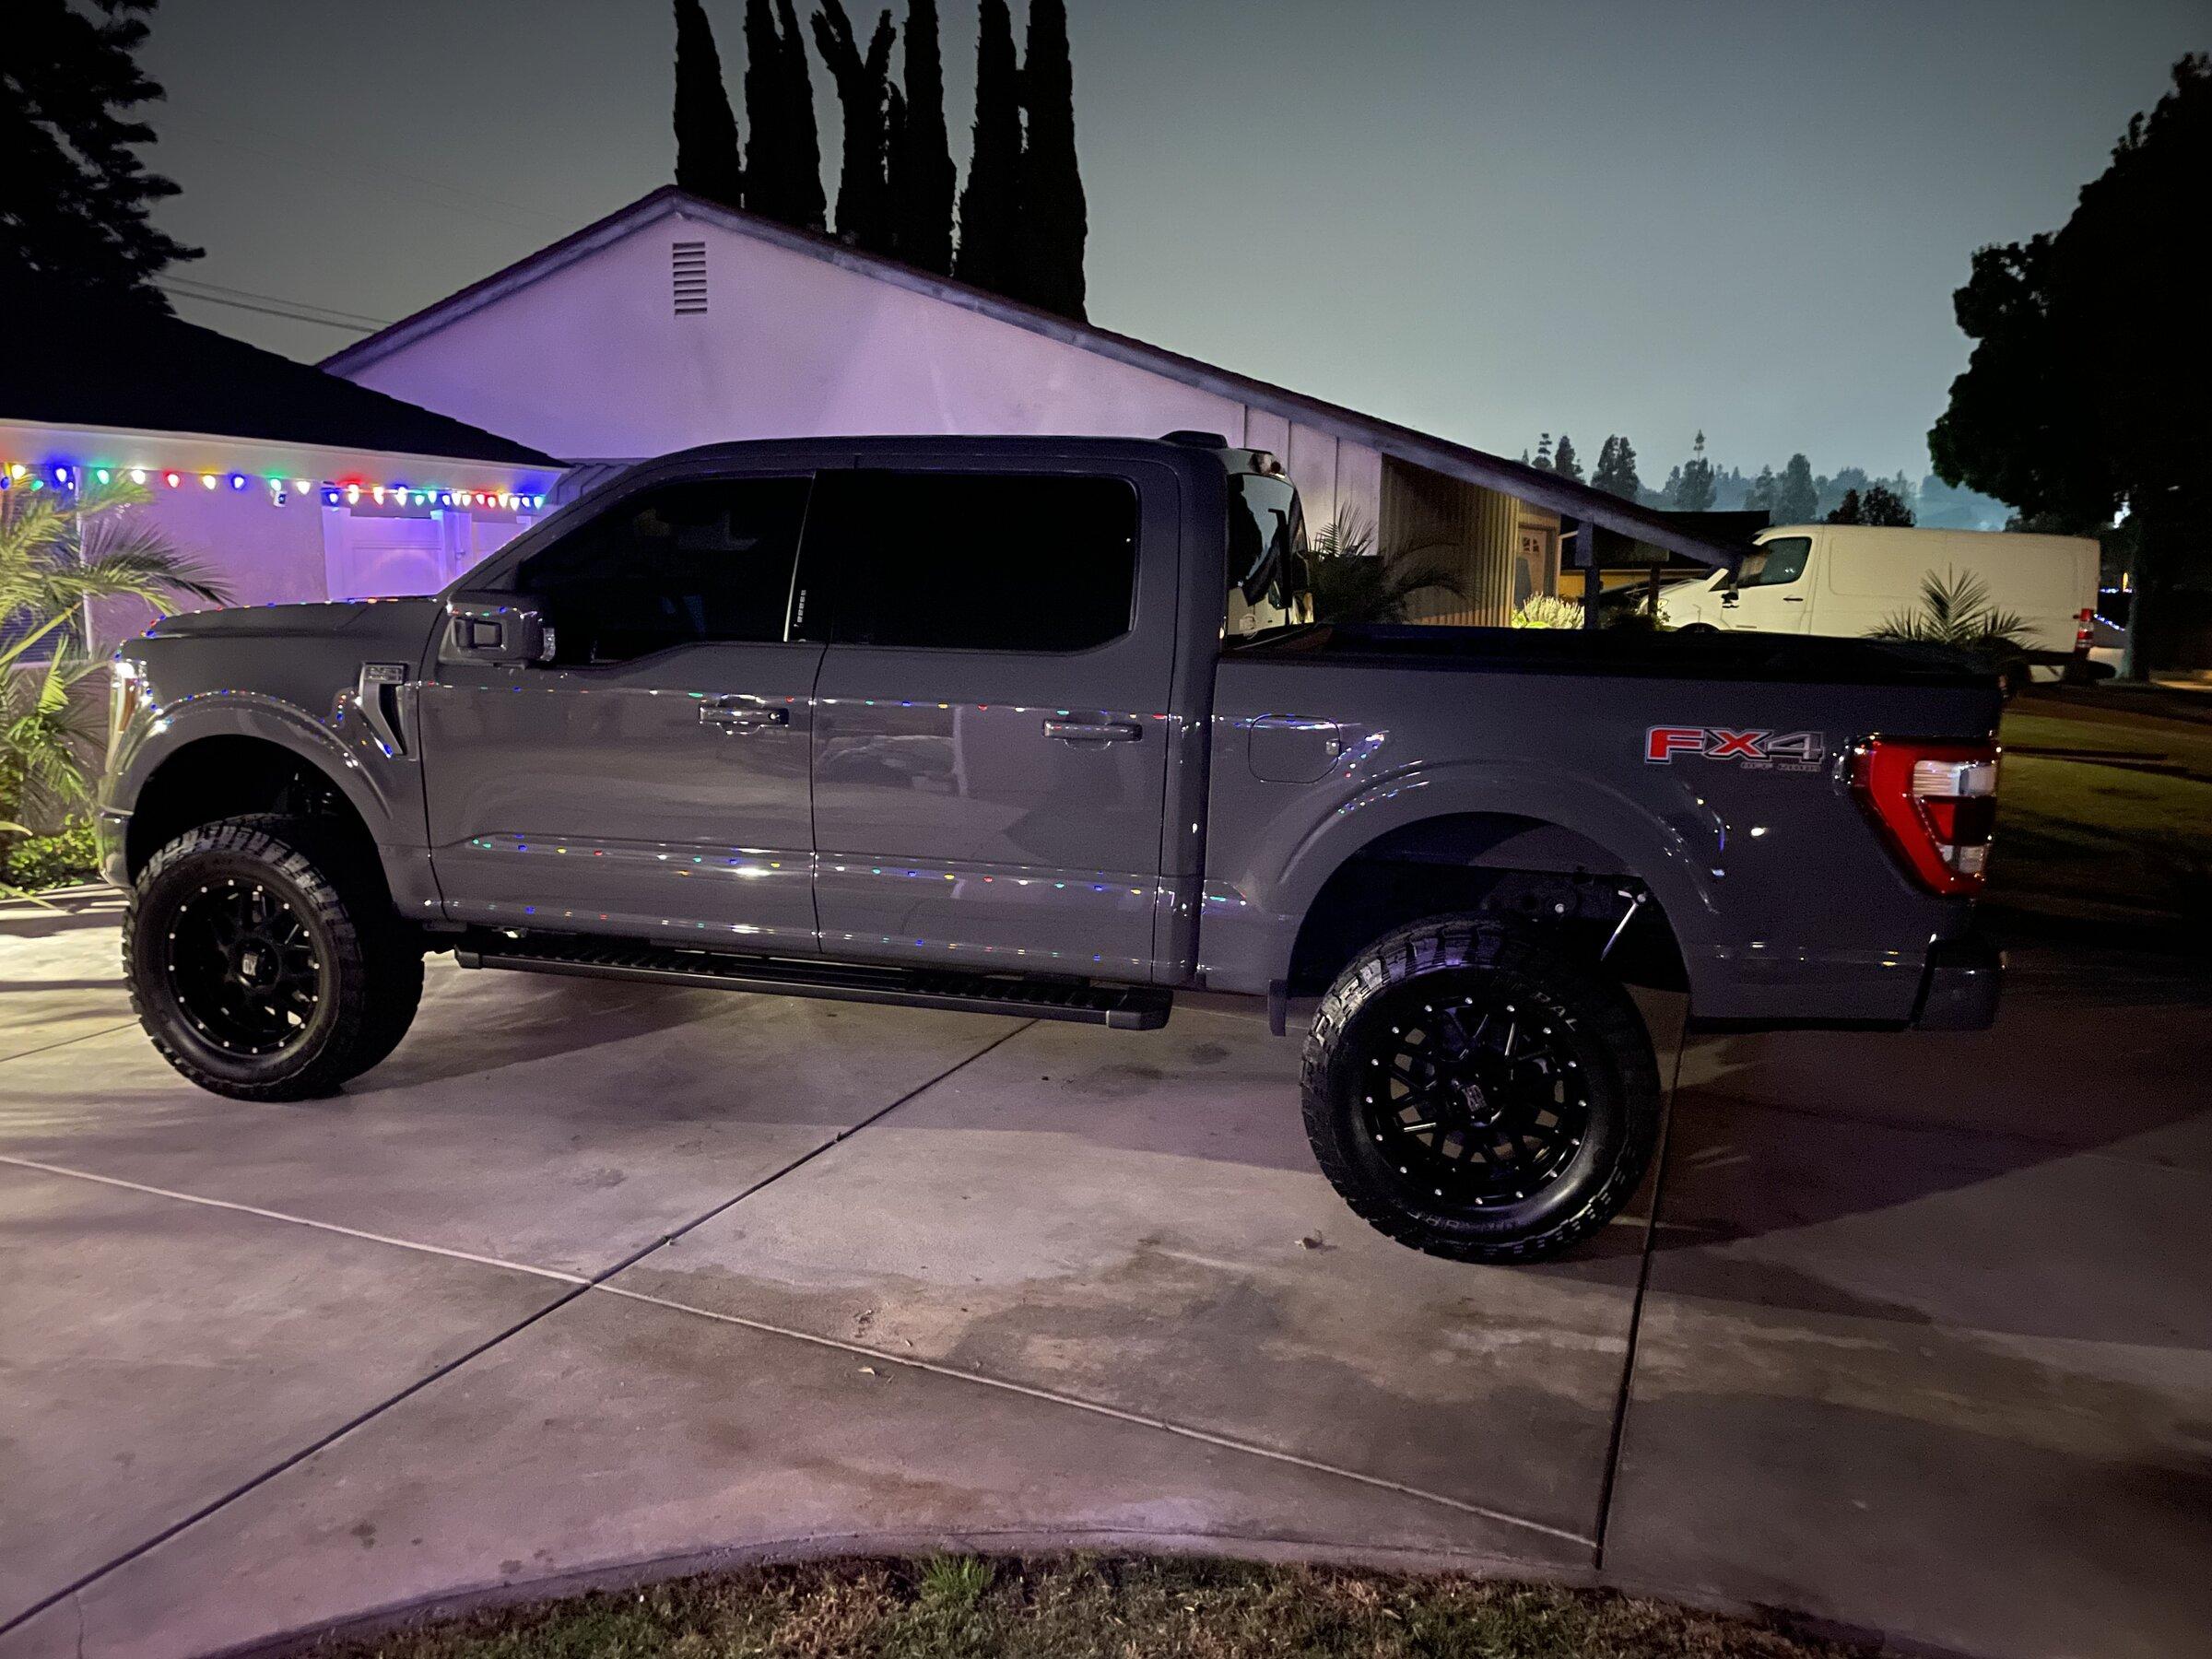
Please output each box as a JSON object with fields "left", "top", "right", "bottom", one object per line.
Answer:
{"left": 139, "top": 0, "right": 2204, "bottom": 482}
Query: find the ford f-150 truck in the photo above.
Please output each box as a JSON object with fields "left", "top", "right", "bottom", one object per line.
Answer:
{"left": 97, "top": 435, "right": 2004, "bottom": 1263}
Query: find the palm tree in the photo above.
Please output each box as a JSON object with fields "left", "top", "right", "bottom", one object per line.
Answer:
{"left": 1305, "top": 513, "right": 1464, "bottom": 624}
{"left": 3, "top": 479, "right": 227, "bottom": 890}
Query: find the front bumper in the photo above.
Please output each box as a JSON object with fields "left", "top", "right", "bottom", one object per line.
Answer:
{"left": 1912, "top": 934, "right": 2003, "bottom": 1030}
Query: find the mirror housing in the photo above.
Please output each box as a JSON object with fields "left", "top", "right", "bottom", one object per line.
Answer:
{"left": 446, "top": 594, "right": 552, "bottom": 665}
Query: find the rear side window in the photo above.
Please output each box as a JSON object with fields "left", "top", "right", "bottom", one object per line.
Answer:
{"left": 515, "top": 477, "right": 810, "bottom": 663}
{"left": 795, "top": 471, "right": 1137, "bottom": 652}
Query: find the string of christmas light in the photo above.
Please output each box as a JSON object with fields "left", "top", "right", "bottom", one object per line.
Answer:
{"left": 0, "top": 458, "right": 547, "bottom": 512}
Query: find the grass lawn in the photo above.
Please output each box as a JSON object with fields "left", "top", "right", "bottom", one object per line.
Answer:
{"left": 312, "top": 1557, "right": 1868, "bottom": 1659}
{"left": 1994, "top": 701, "right": 2212, "bottom": 927}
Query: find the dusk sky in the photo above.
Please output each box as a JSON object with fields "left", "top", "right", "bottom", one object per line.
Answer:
{"left": 141, "top": 0, "right": 2204, "bottom": 483}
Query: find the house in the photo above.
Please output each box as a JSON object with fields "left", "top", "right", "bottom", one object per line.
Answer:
{"left": 324, "top": 187, "right": 1739, "bottom": 623}
{"left": 1, "top": 288, "right": 563, "bottom": 647}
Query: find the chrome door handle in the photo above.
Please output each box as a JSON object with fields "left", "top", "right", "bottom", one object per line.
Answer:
{"left": 1042, "top": 718, "right": 1141, "bottom": 744}
{"left": 700, "top": 701, "right": 790, "bottom": 733}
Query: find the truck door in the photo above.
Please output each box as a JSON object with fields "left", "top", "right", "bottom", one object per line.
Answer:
{"left": 793, "top": 462, "right": 1181, "bottom": 982}
{"left": 1719, "top": 533, "right": 1815, "bottom": 633}
{"left": 418, "top": 469, "right": 823, "bottom": 947}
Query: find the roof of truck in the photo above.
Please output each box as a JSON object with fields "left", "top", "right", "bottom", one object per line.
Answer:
{"left": 323, "top": 186, "right": 1745, "bottom": 570}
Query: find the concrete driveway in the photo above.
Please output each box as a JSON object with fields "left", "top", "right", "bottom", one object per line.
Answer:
{"left": 2, "top": 895, "right": 2206, "bottom": 1659}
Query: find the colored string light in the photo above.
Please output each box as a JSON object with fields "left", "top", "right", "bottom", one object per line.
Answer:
{"left": 0, "top": 454, "right": 547, "bottom": 511}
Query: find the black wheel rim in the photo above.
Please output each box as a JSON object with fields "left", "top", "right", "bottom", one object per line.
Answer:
{"left": 163, "top": 878, "right": 323, "bottom": 1058}
{"left": 1354, "top": 984, "right": 1593, "bottom": 1208}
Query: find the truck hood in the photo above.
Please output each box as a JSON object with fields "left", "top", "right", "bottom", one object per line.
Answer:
{"left": 147, "top": 598, "right": 439, "bottom": 641}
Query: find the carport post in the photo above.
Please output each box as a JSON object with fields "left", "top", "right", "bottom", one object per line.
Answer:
{"left": 1570, "top": 518, "right": 1602, "bottom": 629}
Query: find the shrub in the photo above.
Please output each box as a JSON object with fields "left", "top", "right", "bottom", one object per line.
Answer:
{"left": 3, "top": 818, "right": 99, "bottom": 893}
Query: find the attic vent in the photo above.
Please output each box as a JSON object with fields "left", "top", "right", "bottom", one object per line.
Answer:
{"left": 671, "top": 241, "right": 708, "bottom": 316}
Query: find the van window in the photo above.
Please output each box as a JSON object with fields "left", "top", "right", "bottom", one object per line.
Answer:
{"left": 516, "top": 476, "right": 811, "bottom": 664}
{"left": 795, "top": 470, "right": 1138, "bottom": 653}
{"left": 1735, "top": 535, "right": 1811, "bottom": 589}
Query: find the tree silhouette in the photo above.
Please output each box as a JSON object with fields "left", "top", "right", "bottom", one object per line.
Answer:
{"left": 1, "top": 0, "right": 198, "bottom": 306}
{"left": 674, "top": 0, "right": 744, "bottom": 209}
{"left": 811, "top": 1, "right": 897, "bottom": 254}
{"left": 1551, "top": 432, "right": 1583, "bottom": 482}
{"left": 955, "top": 0, "right": 1023, "bottom": 295}
{"left": 1016, "top": 0, "right": 1087, "bottom": 319}
{"left": 887, "top": 0, "right": 954, "bottom": 273}
{"left": 1930, "top": 54, "right": 2209, "bottom": 674}
{"left": 1591, "top": 435, "right": 1641, "bottom": 500}
{"left": 740, "top": 0, "right": 826, "bottom": 229}
{"left": 1675, "top": 432, "right": 1717, "bottom": 512}
{"left": 1774, "top": 453, "right": 1818, "bottom": 523}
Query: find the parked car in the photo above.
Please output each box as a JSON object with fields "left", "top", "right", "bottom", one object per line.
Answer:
{"left": 96, "top": 437, "right": 2004, "bottom": 1264}
{"left": 1656, "top": 524, "right": 2098, "bottom": 681}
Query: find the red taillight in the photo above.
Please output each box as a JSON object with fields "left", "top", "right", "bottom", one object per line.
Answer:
{"left": 1852, "top": 737, "right": 2000, "bottom": 896}
{"left": 2074, "top": 606, "right": 2094, "bottom": 654}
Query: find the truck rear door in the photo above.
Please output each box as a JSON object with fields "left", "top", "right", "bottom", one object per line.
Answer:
{"left": 792, "top": 460, "right": 1182, "bottom": 982}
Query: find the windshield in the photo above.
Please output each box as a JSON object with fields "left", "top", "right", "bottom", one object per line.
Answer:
{"left": 1225, "top": 471, "right": 1312, "bottom": 636}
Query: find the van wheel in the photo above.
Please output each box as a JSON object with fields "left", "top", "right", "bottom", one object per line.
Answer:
{"left": 125, "top": 817, "right": 420, "bottom": 1100}
{"left": 1300, "top": 917, "right": 1662, "bottom": 1264}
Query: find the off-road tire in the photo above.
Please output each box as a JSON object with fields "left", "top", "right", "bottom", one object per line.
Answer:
{"left": 125, "top": 816, "right": 422, "bottom": 1100}
{"left": 1300, "top": 915, "right": 1662, "bottom": 1263}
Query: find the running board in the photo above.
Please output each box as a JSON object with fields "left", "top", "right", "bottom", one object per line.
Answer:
{"left": 453, "top": 935, "right": 1172, "bottom": 1030}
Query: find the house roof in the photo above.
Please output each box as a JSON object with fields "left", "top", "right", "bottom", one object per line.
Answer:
{"left": 0, "top": 281, "right": 559, "bottom": 467}
{"left": 324, "top": 186, "right": 1742, "bottom": 569}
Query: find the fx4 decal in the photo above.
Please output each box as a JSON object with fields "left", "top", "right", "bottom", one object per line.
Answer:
{"left": 1645, "top": 726, "right": 1828, "bottom": 770}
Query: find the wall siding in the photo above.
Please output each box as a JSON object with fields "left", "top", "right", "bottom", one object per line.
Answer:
{"left": 1380, "top": 458, "right": 1517, "bottom": 626}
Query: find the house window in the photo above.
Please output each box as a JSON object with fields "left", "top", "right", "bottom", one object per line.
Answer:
{"left": 322, "top": 502, "right": 538, "bottom": 600}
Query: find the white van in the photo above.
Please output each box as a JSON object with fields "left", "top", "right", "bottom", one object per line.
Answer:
{"left": 1656, "top": 524, "right": 2098, "bottom": 664}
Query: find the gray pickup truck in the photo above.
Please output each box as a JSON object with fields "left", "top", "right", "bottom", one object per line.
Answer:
{"left": 97, "top": 435, "right": 2002, "bottom": 1262}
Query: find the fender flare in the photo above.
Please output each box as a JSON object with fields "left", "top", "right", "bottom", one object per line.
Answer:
{"left": 1267, "top": 759, "right": 1726, "bottom": 977}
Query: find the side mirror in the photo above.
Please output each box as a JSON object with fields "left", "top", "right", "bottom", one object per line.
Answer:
{"left": 446, "top": 594, "right": 553, "bottom": 665}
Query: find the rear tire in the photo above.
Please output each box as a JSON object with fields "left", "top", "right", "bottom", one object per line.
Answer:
{"left": 1300, "top": 916, "right": 1661, "bottom": 1264}
{"left": 125, "top": 817, "right": 420, "bottom": 1100}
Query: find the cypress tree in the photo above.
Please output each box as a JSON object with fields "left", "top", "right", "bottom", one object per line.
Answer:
{"left": 954, "top": 0, "right": 1023, "bottom": 295}
{"left": 811, "top": 2, "right": 897, "bottom": 253}
{"left": 674, "top": 0, "right": 744, "bottom": 209}
{"left": 778, "top": 0, "right": 829, "bottom": 229}
{"left": 1016, "top": 0, "right": 1087, "bottom": 320}
{"left": 1551, "top": 431, "right": 1583, "bottom": 482}
{"left": 1, "top": 0, "right": 198, "bottom": 306}
{"left": 887, "top": 0, "right": 955, "bottom": 273}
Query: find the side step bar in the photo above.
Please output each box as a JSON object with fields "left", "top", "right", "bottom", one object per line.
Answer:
{"left": 453, "top": 935, "right": 1173, "bottom": 1030}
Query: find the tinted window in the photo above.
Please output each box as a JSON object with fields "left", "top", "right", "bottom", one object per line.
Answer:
{"left": 796, "top": 471, "right": 1137, "bottom": 652}
{"left": 1736, "top": 535, "right": 1812, "bottom": 589}
{"left": 516, "top": 477, "right": 809, "bottom": 663}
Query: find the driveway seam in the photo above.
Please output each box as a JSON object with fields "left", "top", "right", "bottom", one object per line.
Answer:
{"left": 0, "top": 1019, "right": 1037, "bottom": 1641}
{"left": 0, "top": 1021, "right": 137, "bottom": 1067}
{"left": 1589, "top": 1003, "right": 1688, "bottom": 1570}
{"left": 592, "top": 1282, "right": 1594, "bottom": 1551}
{"left": 0, "top": 1155, "right": 592, "bottom": 1286}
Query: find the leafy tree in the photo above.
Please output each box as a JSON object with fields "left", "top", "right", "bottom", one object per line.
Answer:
{"left": 1591, "top": 435, "right": 1641, "bottom": 500}
{"left": 1016, "top": 0, "right": 1087, "bottom": 320}
{"left": 955, "top": 0, "right": 1023, "bottom": 295}
{"left": 1830, "top": 482, "right": 1915, "bottom": 526}
{"left": 887, "top": 0, "right": 954, "bottom": 273}
{"left": 1531, "top": 433, "right": 1553, "bottom": 471}
{"left": 811, "top": 1, "right": 897, "bottom": 253}
{"left": 1657, "top": 464, "right": 1683, "bottom": 508}
{"left": 1744, "top": 465, "right": 1777, "bottom": 514}
{"left": 3, "top": 480, "right": 226, "bottom": 886}
{"left": 1550, "top": 432, "right": 1583, "bottom": 483}
{"left": 673, "top": 0, "right": 744, "bottom": 208}
{"left": 1929, "top": 54, "right": 2210, "bottom": 675}
{"left": 1773, "top": 453, "right": 1818, "bottom": 523}
{"left": 741, "top": 0, "right": 826, "bottom": 229}
{"left": 1, "top": 0, "right": 198, "bottom": 306}
{"left": 1674, "top": 431, "right": 1717, "bottom": 512}
{"left": 1306, "top": 515, "right": 1463, "bottom": 624}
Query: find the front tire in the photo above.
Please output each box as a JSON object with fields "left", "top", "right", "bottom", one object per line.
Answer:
{"left": 125, "top": 818, "right": 418, "bottom": 1100}
{"left": 1301, "top": 917, "right": 1661, "bottom": 1264}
